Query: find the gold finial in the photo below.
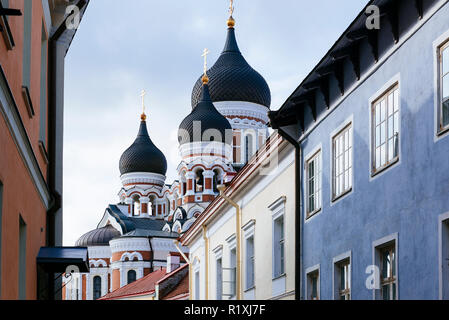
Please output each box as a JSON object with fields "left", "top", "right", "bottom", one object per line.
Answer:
{"left": 140, "top": 89, "right": 147, "bottom": 121}
{"left": 227, "top": 0, "right": 235, "bottom": 28}
{"left": 201, "top": 48, "right": 210, "bottom": 84}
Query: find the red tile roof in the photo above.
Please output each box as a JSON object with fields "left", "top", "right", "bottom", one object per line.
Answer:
{"left": 99, "top": 268, "right": 166, "bottom": 300}
{"left": 162, "top": 272, "right": 189, "bottom": 300}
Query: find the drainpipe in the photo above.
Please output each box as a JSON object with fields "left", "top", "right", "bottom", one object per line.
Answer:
{"left": 274, "top": 126, "right": 302, "bottom": 300}
{"left": 202, "top": 225, "right": 209, "bottom": 300}
{"left": 173, "top": 240, "right": 191, "bottom": 299}
{"left": 217, "top": 185, "right": 242, "bottom": 300}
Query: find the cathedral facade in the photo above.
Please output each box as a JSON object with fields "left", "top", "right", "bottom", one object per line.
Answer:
{"left": 64, "top": 10, "right": 271, "bottom": 300}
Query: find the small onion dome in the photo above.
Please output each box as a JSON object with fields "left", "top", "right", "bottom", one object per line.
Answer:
{"left": 75, "top": 225, "right": 121, "bottom": 247}
{"left": 178, "top": 83, "right": 232, "bottom": 145}
{"left": 191, "top": 25, "right": 271, "bottom": 109}
{"left": 119, "top": 118, "right": 167, "bottom": 176}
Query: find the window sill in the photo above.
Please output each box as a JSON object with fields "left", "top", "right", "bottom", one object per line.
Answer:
{"left": 244, "top": 286, "right": 255, "bottom": 293}
{"left": 437, "top": 125, "right": 449, "bottom": 137}
{"left": 0, "top": 13, "right": 15, "bottom": 50}
{"left": 39, "top": 140, "right": 49, "bottom": 164}
{"left": 306, "top": 208, "right": 322, "bottom": 220}
{"left": 371, "top": 157, "right": 399, "bottom": 178}
{"left": 332, "top": 188, "right": 353, "bottom": 203}
{"left": 272, "top": 273, "right": 286, "bottom": 281}
{"left": 21, "top": 86, "right": 34, "bottom": 118}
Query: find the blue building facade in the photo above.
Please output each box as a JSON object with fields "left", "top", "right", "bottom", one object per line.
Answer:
{"left": 269, "top": 0, "right": 449, "bottom": 299}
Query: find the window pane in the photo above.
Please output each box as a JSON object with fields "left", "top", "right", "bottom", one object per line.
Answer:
{"left": 394, "top": 113, "right": 399, "bottom": 134}
{"left": 443, "top": 99, "right": 449, "bottom": 127}
{"left": 443, "top": 46, "right": 449, "bottom": 75}
{"left": 388, "top": 94, "right": 394, "bottom": 116}
{"left": 380, "top": 100, "right": 386, "bottom": 122}
{"left": 443, "top": 75, "right": 449, "bottom": 101}
{"left": 388, "top": 117, "right": 394, "bottom": 139}
{"left": 380, "top": 144, "right": 386, "bottom": 166}
{"left": 380, "top": 122, "right": 386, "bottom": 144}
{"left": 375, "top": 103, "right": 380, "bottom": 125}
{"left": 388, "top": 138, "right": 394, "bottom": 161}
{"left": 376, "top": 126, "right": 380, "bottom": 147}
{"left": 376, "top": 147, "right": 380, "bottom": 167}
{"left": 393, "top": 89, "right": 399, "bottom": 112}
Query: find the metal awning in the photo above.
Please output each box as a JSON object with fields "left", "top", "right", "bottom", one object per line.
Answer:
{"left": 37, "top": 247, "right": 89, "bottom": 273}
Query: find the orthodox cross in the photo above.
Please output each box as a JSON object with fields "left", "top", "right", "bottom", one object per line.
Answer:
{"left": 229, "top": 0, "right": 234, "bottom": 16}
{"left": 202, "top": 48, "right": 210, "bottom": 75}
{"left": 140, "top": 89, "right": 146, "bottom": 115}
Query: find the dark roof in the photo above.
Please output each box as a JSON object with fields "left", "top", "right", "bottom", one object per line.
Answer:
{"left": 179, "top": 83, "right": 232, "bottom": 145}
{"left": 119, "top": 120, "right": 167, "bottom": 175}
{"left": 37, "top": 247, "right": 90, "bottom": 273}
{"left": 191, "top": 27, "right": 271, "bottom": 108}
{"left": 75, "top": 225, "right": 121, "bottom": 247}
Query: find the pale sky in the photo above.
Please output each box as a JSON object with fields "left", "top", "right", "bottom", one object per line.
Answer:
{"left": 62, "top": 0, "right": 368, "bottom": 245}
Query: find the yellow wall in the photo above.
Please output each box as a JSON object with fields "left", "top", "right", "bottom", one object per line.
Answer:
{"left": 188, "top": 144, "right": 296, "bottom": 300}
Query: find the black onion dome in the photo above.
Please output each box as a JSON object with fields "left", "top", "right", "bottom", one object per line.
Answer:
{"left": 179, "top": 83, "right": 232, "bottom": 145}
{"left": 75, "top": 225, "right": 121, "bottom": 247}
{"left": 191, "top": 27, "right": 271, "bottom": 109}
{"left": 119, "top": 120, "right": 167, "bottom": 175}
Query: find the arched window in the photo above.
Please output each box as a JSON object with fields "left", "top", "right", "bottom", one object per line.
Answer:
{"left": 213, "top": 169, "right": 222, "bottom": 193}
{"left": 132, "top": 195, "right": 140, "bottom": 216}
{"left": 195, "top": 169, "right": 204, "bottom": 193}
{"left": 93, "top": 276, "right": 102, "bottom": 300}
{"left": 245, "top": 133, "right": 254, "bottom": 163}
{"left": 149, "top": 195, "right": 156, "bottom": 216}
{"left": 127, "top": 270, "right": 137, "bottom": 284}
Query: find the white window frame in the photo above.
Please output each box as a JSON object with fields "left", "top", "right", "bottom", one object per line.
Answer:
{"left": 193, "top": 257, "right": 201, "bottom": 300}
{"left": 434, "top": 30, "right": 449, "bottom": 141}
{"left": 213, "top": 246, "right": 223, "bottom": 301}
{"left": 370, "top": 82, "right": 400, "bottom": 176}
{"left": 372, "top": 233, "right": 398, "bottom": 300}
{"left": 224, "top": 234, "right": 237, "bottom": 300}
{"left": 332, "top": 251, "right": 352, "bottom": 300}
{"left": 243, "top": 220, "right": 256, "bottom": 292}
{"left": 269, "top": 197, "right": 286, "bottom": 298}
{"left": 438, "top": 40, "right": 449, "bottom": 134}
{"left": 306, "top": 264, "right": 320, "bottom": 301}
{"left": 331, "top": 118, "right": 353, "bottom": 202}
{"left": 305, "top": 147, "right": 322, "bottom": 218}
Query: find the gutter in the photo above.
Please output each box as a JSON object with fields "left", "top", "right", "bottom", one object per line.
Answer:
{"left": 269, "top": 119, "right": 302, "bottom": 300}
{"left": 217, "top": 185, "right": 242, "bottom": 300}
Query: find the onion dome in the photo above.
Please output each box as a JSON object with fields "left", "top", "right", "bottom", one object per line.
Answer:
{"left": 75, "top": 225, "right": 121, "bottom": 247}
{"left": 119, "top": 116, "right": 167, "bottom": 176}
{"left": 179, "top": 81, "right": 232, "bottom": 145}
{"left": 191, "top": 19, "right": 271, "bottom": 109}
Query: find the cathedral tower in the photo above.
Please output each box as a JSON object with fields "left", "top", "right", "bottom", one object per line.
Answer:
{"left": 191, "top": 4, "right": 272, "bottom": 170}
{"left": 118, "top": 107, "right": 168, "bottom": 219}
{"left": 177, "top": 63, "right": 235, "bottom": 214}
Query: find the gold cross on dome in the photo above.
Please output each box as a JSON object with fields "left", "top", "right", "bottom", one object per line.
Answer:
{"left": 202, "top": 48, "right": 210, "bottom": 75}
{"left": 229, "top": 0, "right": 234, "bottom": 16}
{"left": 140, "top": 89, "right": 146, "bottom": 114}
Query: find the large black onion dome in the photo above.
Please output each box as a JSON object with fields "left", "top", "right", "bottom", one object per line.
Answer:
{"left": 119, "top": 119, "right": 167, "bottom": 175}
{"left": 191, "top": 27, "right": 271, "bottom": 109}
{"left": 179, "top": 83, "right": 232, "bottom": 145}
{"left": 75, "top": 225, "right": 121, "bottom": 247}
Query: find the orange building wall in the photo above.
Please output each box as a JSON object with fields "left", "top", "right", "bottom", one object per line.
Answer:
{"left": 0, "top": 0, "right": 49, "bottom": 299}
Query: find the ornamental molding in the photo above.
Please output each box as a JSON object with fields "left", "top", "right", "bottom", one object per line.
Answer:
{"left": 88, "top": 246, "right": 112, "bottom": 259}
{"left": 109, "top": 237, "right": 151, "bottom": 252}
